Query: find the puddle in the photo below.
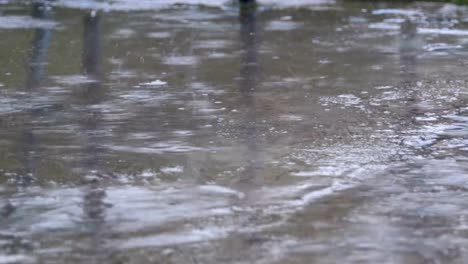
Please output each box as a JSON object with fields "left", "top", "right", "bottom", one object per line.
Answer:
{"left": 1, "top": 0, "right": 468, "bottom": 263}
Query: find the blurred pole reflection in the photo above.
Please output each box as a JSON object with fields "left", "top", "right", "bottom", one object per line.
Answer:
{"left": 16, "top": 1, "right": 53, "bottom": 186}
{"left": 239, "top": 1, "right": 258, "bottom": 97}
{"left": 26, "top": 1, "right": 52, "bottom": 89}
{"left": 83, "top": 11, "right": 101, "bottom": 78}
{"left": 399, "top": 18, "right": 418, "bottom": 83}
{"left": 80, "top": 10, "right": 109, "bottom": 263}
{"left": 81, "top": 10, "right": 104, "bottom": 168}
{"left": 237, "top": 1, "right": 262, "bottom": 193}
{"left": 81, "top": 11, "right": 105, "bottom": 105}
{"left": 399, "top": 19, "right": 421, "bottom": 120}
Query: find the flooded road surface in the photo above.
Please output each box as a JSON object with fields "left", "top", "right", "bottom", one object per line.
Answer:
{"left": 1, "top": 0, "right": 468, "bottom": 263}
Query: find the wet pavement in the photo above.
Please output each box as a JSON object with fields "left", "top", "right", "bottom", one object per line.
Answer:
{"left": 1, "top": 0, "right": 468, "bottom": 263}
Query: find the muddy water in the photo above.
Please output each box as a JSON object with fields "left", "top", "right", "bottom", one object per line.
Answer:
{"left": 1, "top": 0, "right": 468, "bottom": 263}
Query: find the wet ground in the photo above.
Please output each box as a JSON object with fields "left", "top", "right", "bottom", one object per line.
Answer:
{"left": 1, "top": 0, "right": 468, "bottom": 263}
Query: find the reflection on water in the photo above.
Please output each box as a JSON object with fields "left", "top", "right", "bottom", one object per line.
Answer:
{"left": 16, "top": 2, "right": 53, "bottom": 187}
{"left": 80, "top": 10, "right": 104, "bottom": 173}
{"left": 80, "top": 11, "right": 109, "bottom": 264}
{"left": 399, "top": 18, "right": 418, "bottom": 82}
{"left": 26, "top": 1, "right": 52, "bottom": 89}
{"left": 237, "top": 1, "right": 261, "bottom": 195}
{"left": 1, "top": 0, "right": 468, "bottom": 263}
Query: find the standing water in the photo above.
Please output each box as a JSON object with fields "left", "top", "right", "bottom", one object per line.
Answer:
{"left": 1, "top": 0, "right": 468, "bottom": 263}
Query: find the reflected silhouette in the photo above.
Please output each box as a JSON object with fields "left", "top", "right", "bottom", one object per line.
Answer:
{"left": 80, "top": 10, "right": 105, "bottom": 168}
{"left": 81, "top": 185, "right": 109, "bottom": 263}
{"left": 81, "top": 11, "right": 105, "bottom": 105}
{"left": 15, "top": 1, "right": 53, "bottom": 186}
{"left": 399, "top": 18, "right": 418, "bottom": 83}
{"left": 239, "top": 1, "right": 258, "bottom": 97}
{"left": 26, "top": 1, "right": 52, "bottom": 89}
{"left": 399, "top": 18, "right": 421, "bottom": 120}
{"left": 237, "top": 2, "right": 262, "bottom": 192}
{"left": 83, "top": 11, "right": 101, "bottom": 78}
{"left": 16, "top": 128, "right": 37, "bottom": 186}
{"left": 79, "top": 10, "right": 110, "bottom": 262}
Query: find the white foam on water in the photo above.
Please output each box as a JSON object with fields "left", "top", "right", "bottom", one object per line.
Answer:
{"left": 117, "top": 227, "right": 230, "bottom": 249}
{"left": 160, "top": 165, "right": 184, "bottom": 174}
{"left": 1, "top": 184, "right": 241, "bottom": 237}
{"left": 198, "top": 185, "right": 245, "bottom": 199}
{"left": 320, "top": 94, "right": 362, "bottom": 107}
{"left": 118, "top": 91, "right": 170, "bottom": 104}
{"left": 337, "top": 94, "right": 361, "bottom": 104}
{"left": 30, "top": 212, "right": 76, "bottom": 232}
{"left": 106, "top": 142, "right": 203, "bottom": 154}
{"left": 423, "top": 43, "right": 462, "bottom": 52}
{"left": 0, "top": 255, "right": 35, "bottom": 264}
{"left": 140, "top": 79, "right": 167, "bottom": 86}
{"left": 418, "top": 27, "right": 468, "bottom": 36}
{"left": 368, "top": 23, "right": 400, "bottom": 30}
{"left": 292, "top": 165, "right": 352, "bottom": 177}
{"left": 291, "top": 171, "right": 320, "bottom": 177}
{"left": 279, "top": 114, "right": 304, "bottom": 122}
{"left": 51, "top": 75, "right": 98, "bottom": 85}
{"left": 173, "top": 130, "right": 193, "bottom": 136}
{"left": 141, "top": 169, "right": 157, "bottom": 178}
{"left": 375, "top": 85, "right": 393, "bottom": 90}
{"left": 111, "top": 28, "right": 135, "bottom": 38}
{"left": 207, "top": 52, "right": 230, "bottom": 58}
{"left": 146, "top": 32, "right": 171, "bottom": 39}
{"left": 372, "top": 9, "right": 422, "bottom": 16}
{"left": 0, "top": 16, "right": 58, "bottom": 29}
{"left": 103, "top": 185, "right": 238, "bottom": 232}
{"left": 194, "top": 40, "right": 230, "bottom": 49}
{"left": 266, "top": 20, "right": 301, "bottom": 31}
{"left": 370, "top": 23, "right": 468, "bottom": 36}
{"left": 300, "top": 181, "right": 351, "bottom": 204}
{"left": 162, "top": 56, "right": 198, "bottom": 66}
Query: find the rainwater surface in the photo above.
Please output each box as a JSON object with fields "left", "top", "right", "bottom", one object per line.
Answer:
{"left": 1, "top": 0, "right": 468, "bottom": 263}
